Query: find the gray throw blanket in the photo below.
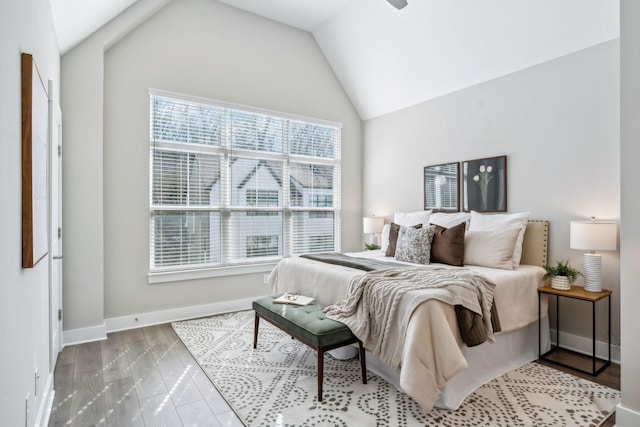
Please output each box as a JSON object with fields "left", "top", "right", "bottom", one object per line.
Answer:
{"left": 324, "top": 267, "right": 496, "bottom": 369}
{"left": 300, "top": 252, "right": 401, "bottom": 271}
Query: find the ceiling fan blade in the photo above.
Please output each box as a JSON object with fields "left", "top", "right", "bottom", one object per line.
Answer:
{"left": 387, "top": 0, "right": 408, "bottom": 9}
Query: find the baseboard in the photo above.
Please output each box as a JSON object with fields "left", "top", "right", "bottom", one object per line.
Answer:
{"left": 550, "top": 328, "right": 621, "bottom": 364}
{"left": 35, "top": 372, "right": 54, "bottom": 427}
{"left": 63, "top": 323, "right": 107, "bottom": 346}
{"left": 615, "top": 403, "right": 640, "bottom": 426}
{"left": 104, "top": 297, "right": 255, "bottom": 333}
{"left": 62, "top": 298, "right": 255, "bottom": 345}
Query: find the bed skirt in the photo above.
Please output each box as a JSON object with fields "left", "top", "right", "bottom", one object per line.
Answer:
{"left": 365, "top": 315, "right": 551, "bottom": 410}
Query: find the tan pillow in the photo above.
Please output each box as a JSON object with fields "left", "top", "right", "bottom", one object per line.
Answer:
{"left": 469, "top": 211, "right": 530, "bottom": 266}
{"left": 385, "top": 222, "right": 422, "bottom": 257}
{"left": 464, "top": 228, "right": 520, "bottom": 270}
{"left": 430, "top": 222, "right": 466, "bottom": 266}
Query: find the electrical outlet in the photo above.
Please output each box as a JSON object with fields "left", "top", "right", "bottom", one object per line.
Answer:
{"left": 263, "top": 274, "right": 270, "bottom": 285}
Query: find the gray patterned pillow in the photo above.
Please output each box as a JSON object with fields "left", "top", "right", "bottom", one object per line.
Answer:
{"left": 394, "top": 225, "right": 435, "bottom": 264}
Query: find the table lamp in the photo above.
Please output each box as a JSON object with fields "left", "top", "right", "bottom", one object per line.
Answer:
{"left": 363, "top": 216, "right": 385, "bottom": 246}
{"left": 569, "top": 218, "right": 617, "bottom": 292}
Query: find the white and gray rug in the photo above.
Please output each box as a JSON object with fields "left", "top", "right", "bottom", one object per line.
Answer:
{"left": 172, "top": 310, "right": 620, "bottom": 426}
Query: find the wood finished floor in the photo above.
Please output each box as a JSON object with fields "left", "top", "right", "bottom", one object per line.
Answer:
{"left": 49, "top": 322, "right": 621, "bottom": 427}
{"left": 49, "top": 323, "right": 242, "bottom": 427}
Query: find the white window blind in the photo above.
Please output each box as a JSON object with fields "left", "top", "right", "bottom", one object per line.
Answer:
{"left": 149, "top": 90, "right": 341, "bottom": 273}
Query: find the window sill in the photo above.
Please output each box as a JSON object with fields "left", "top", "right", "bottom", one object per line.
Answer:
{"left": 148, "top": 262, "right": 278, "bottom": 284}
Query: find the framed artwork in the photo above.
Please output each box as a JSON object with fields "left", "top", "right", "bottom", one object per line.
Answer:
{"left": 424, "top": 162, "right": 459, "bottom": 212}
{"left": 22, "top": 52, "right": 49, "bottom": 268}
{"left": 462, "top": 155, "right": 507, "bottom": 212}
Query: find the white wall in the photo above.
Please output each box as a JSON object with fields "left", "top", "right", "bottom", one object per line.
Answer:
{"left": 62, "top": 0, "right": 361, "bottom": 330}
{"left": 363, "top": 41, "right": 620, "bottom": 346}
{"left": 618, "top": 1, "right": 640, "bottom": 424}
{"left": 0, "top": 1, "right": 60, "bottom": 425}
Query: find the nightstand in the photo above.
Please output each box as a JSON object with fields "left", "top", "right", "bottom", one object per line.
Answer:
{"left": 538, "top": 285, "right": 611, "bottom": 375}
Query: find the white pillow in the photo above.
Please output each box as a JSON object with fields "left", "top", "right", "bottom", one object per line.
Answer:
{"left": 430, "top": 212, "right": 471, "bottom": 229}
{"left": 469, "top": 211, "right": 530, "bottom": 266}
{"left": 380, "top": 223, "right": 391, "bottom": 253}
{"left": 394, "top": 210, "right": 432, "bottom": 227}
{"left": 464, "top": 228, "right": 521, "bottom": 270}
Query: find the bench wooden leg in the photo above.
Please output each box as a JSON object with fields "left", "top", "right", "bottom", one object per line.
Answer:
{"left": 253, "top": 313, "right": 259, "bottom": 349}
{"left": 358, "top": 341, "right": 367, "bottom": 384}
{"left": 317, "top": 348, "right": 324, "bottom": 401}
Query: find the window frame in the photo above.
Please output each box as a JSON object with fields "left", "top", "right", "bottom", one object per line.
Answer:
{"left": 147, "top": 89, "right": 342, "bottom": 283}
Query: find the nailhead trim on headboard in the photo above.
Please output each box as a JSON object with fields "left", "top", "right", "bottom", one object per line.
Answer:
{"left": 520, "top": 220, "right": 549, "bottom": 267}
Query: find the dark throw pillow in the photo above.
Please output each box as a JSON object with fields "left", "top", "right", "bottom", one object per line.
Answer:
{"left": 430, "top": 222, "right": 466, "bottom": 266}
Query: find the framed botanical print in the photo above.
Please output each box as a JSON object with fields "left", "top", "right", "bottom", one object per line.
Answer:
{"left": 424, "top": 162, "right": 459, "bottom": 212}
{"left": 462, "top": 155, "right": 507, "bottom": 212}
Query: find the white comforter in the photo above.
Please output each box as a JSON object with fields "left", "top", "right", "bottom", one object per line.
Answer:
{"left": 268, "top": 251, "right": 545, "bottom": 412}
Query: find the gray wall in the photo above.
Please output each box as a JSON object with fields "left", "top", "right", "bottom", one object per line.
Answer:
{"left": 0, "top": 0, "right": 60, "bottom": 425}
{"left": 619, "top": 1, "right": 640, "bottom": 424}
{"left": 61, "top": 0, "right": 172, "bottom": 341}
{"left": 363, "top": 40, "right": 620, "bottom": 346}
{"left": 62, "top": 0, "right": 362, "bottom": 328}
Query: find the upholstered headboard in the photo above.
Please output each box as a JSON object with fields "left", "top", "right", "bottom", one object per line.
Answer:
{"left": 519, "top": 220, "right": 549, "bottom": 267}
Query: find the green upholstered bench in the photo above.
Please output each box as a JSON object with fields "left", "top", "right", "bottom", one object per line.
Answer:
{"left": 252, "top": 295, "right": 367, "bottom": 401}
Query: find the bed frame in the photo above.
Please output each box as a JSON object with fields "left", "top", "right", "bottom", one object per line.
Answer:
{"left": 520, "top": 220, "right": 549, "bottom": 268}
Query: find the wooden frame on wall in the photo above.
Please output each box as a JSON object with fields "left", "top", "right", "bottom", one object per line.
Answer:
{"left": 462, "top": 155, "right": 507, "bottom": 212}
{"left": 424, "top": 162, "right": 459, "bottom": 212}
{"left": 22, "top": 52, "right": 49, "bottom": 268}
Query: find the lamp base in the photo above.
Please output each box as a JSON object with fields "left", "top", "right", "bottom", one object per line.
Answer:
{"left": 367, "top": 233, "right": 380, "bottom": 246}
{"left": 583, "top": 253, "right": 602, "bottom": 292}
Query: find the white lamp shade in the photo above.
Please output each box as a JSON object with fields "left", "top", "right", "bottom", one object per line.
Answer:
{"left": 363, "top": 217, "right": 385, "bottom": 234}
{"left": 570, "top": 220, "right": 617, "bottom": 251}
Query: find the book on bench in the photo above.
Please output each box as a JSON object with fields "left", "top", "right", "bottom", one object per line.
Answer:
{"left": 273, "top": 293, "right": 315, "bottom": 306}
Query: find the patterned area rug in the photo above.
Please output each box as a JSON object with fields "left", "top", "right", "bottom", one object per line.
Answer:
{"left": 172, "top": 310, "right": 620, "bottom": 426}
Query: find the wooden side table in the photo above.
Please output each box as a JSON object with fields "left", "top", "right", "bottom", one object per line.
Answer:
{"left": 538, "top": 285, "right": 611, "bottom": 375}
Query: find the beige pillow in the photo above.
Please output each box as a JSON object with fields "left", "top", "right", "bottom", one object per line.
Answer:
{"left": 464, "top": 228, "right": 521, "bottom": 270}
{"left": 469, "top": 211, "right": 530, "bottom": 266}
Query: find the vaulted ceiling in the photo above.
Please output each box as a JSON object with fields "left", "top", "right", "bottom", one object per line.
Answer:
{"left": 49, "top": 0, "right": 619, "bottom": 120}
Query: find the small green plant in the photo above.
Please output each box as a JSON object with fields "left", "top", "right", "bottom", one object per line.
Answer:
{"left": 364, "top": 243, "right": 380, "bottom": 251}
{"left": 543, "top": 259, "right": 583, "bottom": 283}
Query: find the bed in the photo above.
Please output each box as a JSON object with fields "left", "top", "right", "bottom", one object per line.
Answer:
{"left": 268, "top": 215, "right": 551, "bottom": 413}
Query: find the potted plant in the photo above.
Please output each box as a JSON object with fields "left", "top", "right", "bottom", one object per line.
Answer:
{"left": 543, "top": 259, "right": 582, "bottom": 290}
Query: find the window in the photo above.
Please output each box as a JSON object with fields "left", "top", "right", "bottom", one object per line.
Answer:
{"left": 309, "top": 195, "right": 333, "bottom": 218}
{"left": 149, "top": 90, "right": 341, "bottom": 274}
{"left": 246, "top": 236, "right": 279, "bottom": 258}
{"left": 246, "top": 189, "right": 278, "bottom": 216}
